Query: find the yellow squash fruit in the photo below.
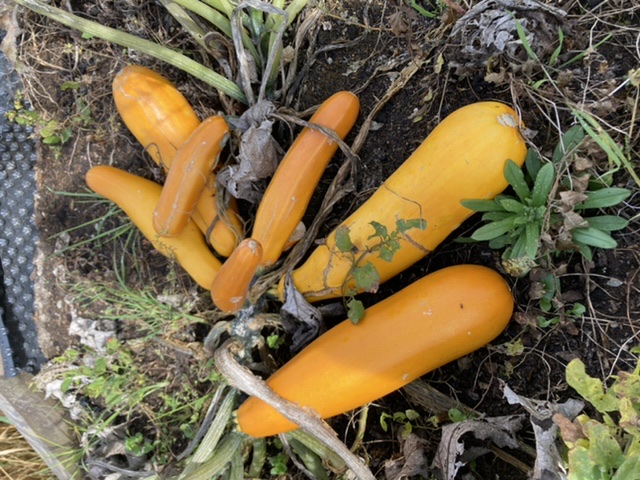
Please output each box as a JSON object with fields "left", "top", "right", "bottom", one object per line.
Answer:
{"left": 251, "top": 91, "right": 360, "bottom": 267}
{"left": 86, "top": 165, "right": 221, "bottom": 289}
{"left": 112, "top": 65, "right": 243, "bottom": 256}
{"left": 153, "top": 116, "right": 230, "bottom": 237}
{"left": 210, "top": 238, "right": 263, "bottom": 313}
{"left": 278, "top": 101, "right": 527, "bottom": 301}
{"left": 238, "top": 264, "right": 514, "bottom": 437}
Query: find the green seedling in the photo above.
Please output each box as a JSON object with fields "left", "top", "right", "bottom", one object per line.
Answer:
{"left": 380, "top": 409, "right": 421, "bottom": 439}
{"left": 462, "top": 125, "right": 630, "bottom": 276}
{"left": 336, "top": 218, "right": 427, "bottom": 323}
{"left": 6, "top": 92, "right": 73, "bottom": 146}
{"left": 404, "top": 0, "right": 444, "bottom": 18}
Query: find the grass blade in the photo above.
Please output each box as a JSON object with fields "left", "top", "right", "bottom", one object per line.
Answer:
{"left": 573, "top": 109, "right": 640, "bottom": 186}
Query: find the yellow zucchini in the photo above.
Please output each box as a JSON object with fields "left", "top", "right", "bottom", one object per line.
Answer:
{"left": 153, "top": 116, "right": 230, "bottom": 237}
{"left": 112, "top": 65, "right": 243, "bottom": 256}
{"left": 210, "top": 238, "right": 263, "bottom": 313}
{"left": 278, "top": 101, "right": 527, "bottom": 301}
{"left": 251, "top": 91, "right": 360, "bottom": 267}
{"left": 237, "top": 264, "right": 513, "bottom": 437}
{"left": 85, "top": 165, "right": 221, "bottom": 289}
{"left": 112, "top": 65, "right": 200, "bottom": 168}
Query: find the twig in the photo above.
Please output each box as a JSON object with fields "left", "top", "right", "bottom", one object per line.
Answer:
{"left": 214, "top": 340, "right": 376, "bottom": 480}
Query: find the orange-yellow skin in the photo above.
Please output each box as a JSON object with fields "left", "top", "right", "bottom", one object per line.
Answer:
{"left": 112, "top": 65, "right": 201, "bottom": 169}
{"left": 210, "top": 238, "right": 263, "bottom": 313}
{"left": 278, "top": 101, "right": 527, "bottom": 301}
{"left": 112, "top": 65, "right": 243, "bottom": 256}
{"left": 153, "top": 116, "right": 230, "bottom": 237}
{"left": 251, "top": 91, "right": 360, "bottom": 267}
{"left": 85, "top": 165, "right": 221, "bottom": 289}
{"left": 237, "top": 264, "right": 514, "bottom": 438}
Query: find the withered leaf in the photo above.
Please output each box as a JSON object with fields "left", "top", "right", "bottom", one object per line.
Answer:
{"left": 432, "top": 415, "right": 524, "bottom": 480}
{"left": 559, "top": 190, "right": 589, "bottom": 209}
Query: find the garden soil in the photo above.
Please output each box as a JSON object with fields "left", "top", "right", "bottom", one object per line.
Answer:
{"left": 4, "top": 0, "right": 640, "bottom": 478}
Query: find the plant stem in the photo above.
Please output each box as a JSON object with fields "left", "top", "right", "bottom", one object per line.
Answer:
{"left": 14, "top": 0, "right": 247, "bottom": 104}
{"left": 173, "top": 0, "right": 261, "bottom": 65}
{"left": 200, "top": 0, "right": 235, "bottom": 18}
{"left": 159, "top": 0, "right": 210, "bottom": 51}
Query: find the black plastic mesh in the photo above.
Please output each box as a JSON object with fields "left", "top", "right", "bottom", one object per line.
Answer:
{"left": 0, "top": 37, "right": 46, "bottom": 374}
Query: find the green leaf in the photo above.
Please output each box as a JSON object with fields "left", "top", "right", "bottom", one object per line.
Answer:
{"left": 266, "top": 334, "right": 284, "bottom": 349}
{"left": 61, "top": 377, "right": 73, "bottom": 393}
{"left": 530, "top": 162, "right": 555, "bottom": 207}
{"left": 471, "top": 216, "right": 518, "bottom": 241}
{"left": 576, "top": 188, "right": 631, "bottom": 210}
{"left": 368, "top": 221, "right": 388, "bottom": 240}
{"left": 584, "top": 215, "right": 628, "bottom": 232}
{"left": 483, "top": 211, "right": 515, "bottom": 222}
{"left": 566, "top": 359, "right": 619, "bottom": 413}
{"left": 461, "top": 199, "right": 503, "bottom": 212}
{"left": 508, "top": 231, "right": 528, "bottom": 260}
{"left": 525, "top": 149, "right": 542, "bottom": 180}
{"left": 571, "top": 227, "right": 617, "bottom": 249}
{"left": 347, "top": 298, "right": 366, "bottom": 324}
{"left": 612, "top": 375, "right": 640, "bottom": 417}
{"left": 504, "top": 159, "right": 530, "bottom": 201}
{"left": 396, "top": 218, "right": 426, "bottom": 233}
{"left": 498, "top": 198, "right": 525, "bottom": 213}
{"left": 578, "top": 243, "right": 593, "bottom": 261}
{"left": 613, "top": 455, "right": 640, "bottom": 480}
{"left": 552, "top": 125, "right": 585, "bottom": 163}
{"left": 351, "top": 262, "right": 380, "bottom": 293}
{"left": 405, "top": 409, "right": 420, "bottom": 421}
{"left": 335, "top": 225, "right": 353, "bottom": 253}
{"left": 584, "top": 421, "right": 625, "bottom": 470}
{"left": 380, "top": 413, "right": 391, "bottom": 432}
{"left": 524, "top": 222, "right": 540, "bottom": 259}
{"left": 378, "top": 240, "right": 400, "bottom": 262}
{"left": 42, "top": 134, "right": 62, "bottom": 145}
{"left": 448, "top": 408, "right": 466, "bottom": 423}
{"left": 568, "top": 446, "right": 602, "bottom": 480}
{"left": 488, "top": 234, "right": 512, "bottom": 249}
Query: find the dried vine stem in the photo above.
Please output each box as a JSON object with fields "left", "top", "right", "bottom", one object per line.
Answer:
{"left": 214, "top": 340, "right": 376, "bottom": 480}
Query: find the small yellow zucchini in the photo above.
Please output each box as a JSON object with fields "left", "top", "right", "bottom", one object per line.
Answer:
{"left": 85, "top": 165, "right": 221, "bottom": 289}
{"left": 210, "top": 238, "right": 263, "bottom": 313}
{"left": 112, "top": 65, "right": 201, "bottom": 167}
{"left": 251, "top": 91, "right": 360, "bottom": 267}
{"left": 237, "top": 264, "right": 514, "bottom": 437}
{"left": 112, "top": 65, "right": 243, "bottom": 256}
{"left": 191, "top": 190, "right": 244, "bottom": 258}
{"left": 153, "top": 116, "right": 230, "bottom": 237}
{"left": 278, "top": 101, "right": 527, "bottom": 301}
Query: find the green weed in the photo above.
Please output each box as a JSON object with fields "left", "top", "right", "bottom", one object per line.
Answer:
{"left": 462, "top": 125, "right": 630, "bottom": 276}
{"left": 380, "top": 409, "right": 421, "bottom": 439}
{"left": 561, "top": 351, "right": 640, "bottom": 479}
{"left": 335, "top": 218, "right": 426, "bottom": 323}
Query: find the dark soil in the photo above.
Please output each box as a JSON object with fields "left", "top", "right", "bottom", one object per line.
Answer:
{"left": 9, "top": 0, "right": 640, "bottom": 478}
